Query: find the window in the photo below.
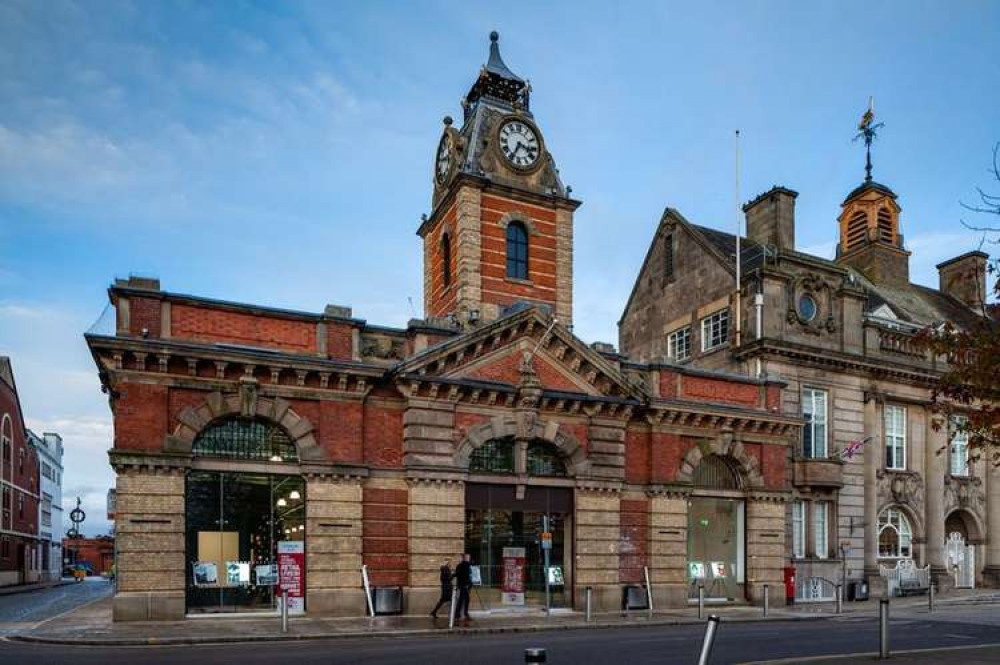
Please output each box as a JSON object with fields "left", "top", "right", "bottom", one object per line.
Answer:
{"left": 1, "top": 537, "right": 9, "bottom": 559}
{"left": 950, "top": 416, "right": 969, "bottom": 477}
{"left": 42, "top": 462, "right": 52, "bottom": 481}
{"left": 701, "top": 309, "right": 730, "bottom": 351}
{"left": 797, "top": 294, "right": 818, "bottom": 321}
{"left": 1, "top": 414, "right": 10, "bottom": 469}
{"left": 662, "top": 233, "right": 674, "bottom": 283}
{"left": 18, "top": 493, "right": 24, "bottom": 519}
{"left": 41, "top": 495, "right": 52, "bottom": 527}
{"left": 884, "top": 405, "right": 906, "bottom": 470}
{"left": 792, "top": 500, "right": 805, "bottom": 558}
{"left": 469, "top": 437, "right": 516, "bottom": 474}
{"left": 813, "top": 502, "right": 829, "bottom": 559}
{"left": 506, "top": 222, "right": 529, "bottom": 280}
{"left": 440, "top": 232, "right": 452, "bottom": 288}
{"left": 19, "top": 449, "right": 24, "bottom": 473}
{"left": 526, "top": 442, "right": 566, "bottom": 477}
{"left": 192, "top": 417, "right": 297, "bottom": 462}
{"left": 878, "top": 508, "right": 913, "bottom": 559}
{"left": 667, "top": 327, "right": 691, "bottom": 361}
{"left": 802, "top": 388, "right": 828, "bottom": 459}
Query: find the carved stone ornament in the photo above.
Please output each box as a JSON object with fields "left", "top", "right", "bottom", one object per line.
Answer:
{"left": 877, "top": 469, "right": 925, "bottom": 519}
{"left": 361, "top": 335, "right": 405, "bottom": 361}
{"left": 944, "top": 475, "right": 985, "bottom": 516}
{"left": 787, "top": 274, "right": 837, "bottom": 335}
{"left": 238, "top": 376, "right": 259, "bottom": 418}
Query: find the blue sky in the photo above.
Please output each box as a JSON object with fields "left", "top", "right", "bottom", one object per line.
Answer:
{"left": 1, "top": 1, "right": 998, "bottom": 534}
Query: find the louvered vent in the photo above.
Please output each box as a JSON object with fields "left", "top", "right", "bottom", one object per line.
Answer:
{"left": 845, "top": 210, "right": 868, "bottom": 251}
{"left": 876, "top": 208, "right": 894, "bottom": 243}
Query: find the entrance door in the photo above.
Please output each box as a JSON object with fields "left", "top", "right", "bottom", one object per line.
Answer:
{"left": 185, "top": 471, "right": 305, "bottom": 614}
{"left": 464, "top": 484, "right": 572, "bottom": 609}
{"left": 687, "top": 497, "right": 745, "bottom": 601}
{"left": 946, "top": 532, "right": 975, "bottom": 589}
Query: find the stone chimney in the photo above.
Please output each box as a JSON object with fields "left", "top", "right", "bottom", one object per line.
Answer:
{"left": 743, "top": 186, "right": 798, "bottom": 252}
{"left": 937, "top": 251, "right": 989, "bottom": 309}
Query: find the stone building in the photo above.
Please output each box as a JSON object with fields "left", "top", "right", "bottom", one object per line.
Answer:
{"left": 0, "top": 356, "right": 42, "bottom": 588}
{"left": 619, "top": 157, "right": 996, "bottom": 598}
{"left": 86, "top": 34, "right": 801, "bottom": 621}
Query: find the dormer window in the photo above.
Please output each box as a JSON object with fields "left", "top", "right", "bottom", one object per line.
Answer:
{"left": 506, "top": 222, "right": 529, "bottom": 280}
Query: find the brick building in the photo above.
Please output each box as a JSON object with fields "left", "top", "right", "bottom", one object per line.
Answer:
{"left": 0, "top": 356, "right": 42, "bottom": 587}
{"left": 64, "top": 535, "right": 114, "bottom": 576}
{"left": 619, "top": 131, "right": 997, "bottom": 598}
{"left": 86, "top": 33, "right": 800, "bottom": 621}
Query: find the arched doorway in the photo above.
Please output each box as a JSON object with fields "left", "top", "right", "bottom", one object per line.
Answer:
{"left": 185, "top": 416, "right": 306, "bottom": 615}
{"left": 945, "top": 510, "right": 976, "bottom": 589}
{"left": 686, "top": 454, "right": 746, "bottom": 601}
{"left": 463, "top": 435, "right": 574, "bottom": 610}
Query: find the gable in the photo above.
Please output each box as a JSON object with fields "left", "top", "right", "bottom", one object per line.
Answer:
{"left": 455, "top": 342, "right": 595, "bottom": 394}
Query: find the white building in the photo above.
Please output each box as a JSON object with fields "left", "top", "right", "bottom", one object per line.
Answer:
{"left": 28, "top": 430, "right": 63, "bottom": 582}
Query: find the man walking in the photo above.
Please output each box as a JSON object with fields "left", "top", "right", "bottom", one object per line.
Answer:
{"left": 454, "top": 553, "right": 473, "bottom": 622}
{"left": 430, "top": 558, "right": 453, "bottom": 619}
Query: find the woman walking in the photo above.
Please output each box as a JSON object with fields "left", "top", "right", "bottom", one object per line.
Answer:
{"left": 430, "top": 558, "right": 453, "bottom": 619}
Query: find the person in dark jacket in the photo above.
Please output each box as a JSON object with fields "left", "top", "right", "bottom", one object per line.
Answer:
{"left": 430, "top": 558, "right": 453, "bottom": 619}
{"left": 454, "top": 553, "right": 473, "bottom": 621}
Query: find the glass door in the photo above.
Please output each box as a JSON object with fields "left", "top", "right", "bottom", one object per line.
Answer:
{"left": 687, "top": 497, "right": 744, "bottom": 601}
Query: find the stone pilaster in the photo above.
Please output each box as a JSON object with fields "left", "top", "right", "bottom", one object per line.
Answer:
{"left": 407, "top": 479, "right": 465, "bottom": 611}
{"left": 455, "top": 185, "right": 484, "bottom": 319}
{"left": 863, "top": 394, "right": 881, "bottom": 579}
{"left": 402, "top": 403, "right": 456, "bottom": 468}
{"left": 305, "top": 475, "right": 365, "bottom": 616}
{"left": 985, "top": 456, "right": 1000, "bottom": 585}
{"left": 574, "top": 489, "right": 621, "bottom": 612}
{"left": 112, "top": 467, "right": 186, "bottom": 621}
{"left": 924, "top": 418, "right": 947, "bottom": 578}
{"left": 746, "top": 496, "right": 785, "bottom": 605}
{"left": 648, "top": 492, "right": 688, "bottom": 608}
{"left": 554, "top": 207, "right": 573, "bottom": 327}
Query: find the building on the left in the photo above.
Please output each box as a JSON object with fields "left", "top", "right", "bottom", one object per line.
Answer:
{"left": 28, "top": 429, "right": 63, "bottom": 582}
{"left": 0, "top": 356, "right": 42, "bottom": 587}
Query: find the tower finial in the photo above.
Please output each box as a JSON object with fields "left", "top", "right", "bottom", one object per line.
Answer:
{"left": 854, "top": 96, "right": 884, "bottom": 183}
{"left": 490, "top": 30, "right": 499, "bottom": 43}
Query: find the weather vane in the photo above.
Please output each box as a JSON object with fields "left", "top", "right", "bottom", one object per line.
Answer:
{"left": 854, "top": 96, "right": 884, "bottom": 183}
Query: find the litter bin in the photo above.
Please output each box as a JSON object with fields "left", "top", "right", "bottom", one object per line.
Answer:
{"left": 372, "top": 586, "right": 404, "bottom": 615}
{"left": 849, "top": 580, "right": 869, "bottom": 601}
{"left": 621, "top": 585, "right": 648, "bottom": 611}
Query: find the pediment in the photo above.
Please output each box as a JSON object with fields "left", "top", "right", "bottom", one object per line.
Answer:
{"left": 392, "top": 307, "right": 645, "bottom": 401}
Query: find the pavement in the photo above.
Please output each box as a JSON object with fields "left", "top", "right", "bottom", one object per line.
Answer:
{"left": 10, "top": 587, "right": 1000, "bottom": 646}
{"left": 0, "top": 577, "right": 112, "bottom": 637}
{"left": 743, "top": 644, "right": 1000, "bottom": 664}
{"left": 0, "top": 579, "right": 74, "bottom": 596}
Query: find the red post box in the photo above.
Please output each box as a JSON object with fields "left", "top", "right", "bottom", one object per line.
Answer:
{"left": 783, "top": 566, "right": 796, "bottom": 604}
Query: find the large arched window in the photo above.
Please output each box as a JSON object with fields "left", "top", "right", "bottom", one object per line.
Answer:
{"left": 440, "top": 232, "right": 452, "bottom": 288}
{"left": 192, "top": 417, "right": 297, "bottom": 462}
{"left": 878, "top": 507, "right": 913, "bottom": 559}
{"left": 470, "top": 437, "right": 515, "bottom": 474}
{"left": 527, "top": 442, "right": 566, "bottom": 477}
{"left": 506, "top": 222, "right": 529, "bottom": 280}
{"left": 692, "top": 454, "right": 741, "bottom": 490}
{"left": 1, "top": 414, "right": 11, "bottom": 473}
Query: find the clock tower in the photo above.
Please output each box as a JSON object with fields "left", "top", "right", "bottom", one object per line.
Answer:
{"left": 418, "top": 32, "right": 580, "bottom": 327}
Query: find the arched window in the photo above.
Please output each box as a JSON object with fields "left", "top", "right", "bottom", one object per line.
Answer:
{"left": 692, "top": 454, "right": 740, "bottom": 490}
{"left": 440, "top": 232, "right": 452, "bottom": 288}
{"left": 1, "top": 414, "right": 11, "bottom": 472}
{"left": 192, "top": 417, "right": 297, "bottom": 462}
{"left": 878, "top": 507, "right": 913, "bottom": 559}
{"left": 470, "top": 437, "right": 515, "bottom": 474}
{"left": 506, "top": 222, "right": 529, "bottom": 280}
{"left": 527, "top": 442, "right": 566, "bottom": 477}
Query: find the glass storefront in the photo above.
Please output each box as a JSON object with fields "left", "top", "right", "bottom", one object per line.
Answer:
{"left": 687, "top": 496, "right": 745, "bottom": 601}
{"left": 464, "top": 484, "right": 572, "bottom": 609}
{"left": 185, "top": 471, "right": 305, "bottom": 614}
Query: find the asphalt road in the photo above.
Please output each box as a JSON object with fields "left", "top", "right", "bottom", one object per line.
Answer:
{"left": 0, "top": 579, "right": 112, "bottom": 636}
{"left": 1, "top": 612, "right": 998, "bottom": 665}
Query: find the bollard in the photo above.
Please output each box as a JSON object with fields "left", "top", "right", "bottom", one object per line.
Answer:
{"left": 696, "top": 615, "right": 721, "bottom": 665}
{"left": 525, "top": 647, "right": 547, "bottom": 663}
{"left": 448, "top": 585, "right": 458, "bottom": 629}
{"left": 878, "top": 597, "right": 890, "bottom": 659}
{"left": 585, "top": 586, "right": 592, "bottom": 622}
{"left": 928, "top": 582, "right": 934, "bottom": 613}
{"left": 698, "top": 585, "right": 705, "bottom": 619}
{"left": 644, "top": 566, "right": 654, "bottom": 620}
{"left": 836, "top": 584, "right": 843, "bottom": 615}
{"left": 281, "top": 589, "right": 289, "bottom": 633}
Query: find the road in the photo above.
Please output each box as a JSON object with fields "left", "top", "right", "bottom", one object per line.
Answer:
{"left": 1, "top": 610, "right": 999, "bottom": 665}
{"left": 0, "top": 578, "right": 112, "bottom": 637}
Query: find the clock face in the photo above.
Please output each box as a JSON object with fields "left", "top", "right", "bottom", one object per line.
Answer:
{"left": 498, "top": 119, "right": 540, "bottom": 169}
{"left": 435, "top": 134, "right": 451, "bottom": 183}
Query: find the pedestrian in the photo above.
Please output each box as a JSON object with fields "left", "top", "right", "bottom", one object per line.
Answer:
{"left": 430, "top": 558, "right": 453, "bottom": 619}
{"left": 455, "top": 553, "right": 473, "bottom": 622}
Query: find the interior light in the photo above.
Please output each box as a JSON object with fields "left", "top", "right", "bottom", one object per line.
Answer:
{"left": 289, "top": 490, "right": 301, "bottom": 500}
{"left": 270, "top": 455, "right": 282, "bottom": 462}
{"left": 284, "top": 529, "right": 291, "bottom": 535}
{"left": 277, "top": 498, "right": 287, "bottom": 507}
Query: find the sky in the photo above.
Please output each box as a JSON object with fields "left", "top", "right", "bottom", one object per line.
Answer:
{"left": 1, "top": 1, "right": 998, "bottom": 535}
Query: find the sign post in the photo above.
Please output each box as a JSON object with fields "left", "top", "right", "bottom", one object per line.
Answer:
{"left": 542, "top": 516, "right": 551, "bottom": 616}
{"left": 277, "top": 541, "right": 305, "bottom": 615}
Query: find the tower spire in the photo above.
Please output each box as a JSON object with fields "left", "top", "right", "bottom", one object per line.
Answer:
{"left": 854, "top": 96, "right": 884, "bottom": 183}
{"left": 463, "top": 31, "right": 530, "bottom": 117}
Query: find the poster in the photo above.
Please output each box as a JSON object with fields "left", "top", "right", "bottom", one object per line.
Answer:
{"left": 710, "top": 561, "right": 727, "bottom": 579}
{"left": 255, "top": 564, "right": 278, "bottom": 586}
{"left": 688, "top": 561, "right": 706, "bottom": 580}
{"left": 470, "top": 565, "right": 482, "bottom": 586}
{"left": 278, "top": 541, "right": 306, "bottom": 613}
{"left": 226, "top": 561, "right": 250, "bottom": 585}
{"left": 501, "top": 546, "right": 526, "bottom": 605}
{"left": 192, "top": 562, "right": 218, "bottom": 586}
{"left": 547, "top": 566, "right": 564, "bottom": 586}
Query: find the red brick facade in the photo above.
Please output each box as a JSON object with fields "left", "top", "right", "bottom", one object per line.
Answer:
{"left": 1, "top": 357, "right": 41, "bottom": 587}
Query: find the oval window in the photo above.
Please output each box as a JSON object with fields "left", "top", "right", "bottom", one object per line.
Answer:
{"left": 798, "top": 294, "right": 818, "bottom": 321}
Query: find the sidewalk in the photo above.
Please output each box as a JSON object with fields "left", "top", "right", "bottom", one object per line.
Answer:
{"left": 0, "top": 579, "right": 75, "bottom": 597}
{"left": 12, "top": 588, "right": 999, "bottom": 647}
{"left": 744, "top": 644, "right": 1000, "bottom": 665}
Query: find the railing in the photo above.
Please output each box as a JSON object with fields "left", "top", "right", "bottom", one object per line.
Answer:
{"left": 877, "top": 329, "right": 926, "bottom": 359}
{"left": 879, "top": 559, "right": 929, "bottom": 597}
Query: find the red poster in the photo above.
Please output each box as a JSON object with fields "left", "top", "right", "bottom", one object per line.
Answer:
{"left": 278, "top": 540, "right": 305, "bottom": 613}
{"left": 502, "top": 546, "right": 526, "bottom": 605}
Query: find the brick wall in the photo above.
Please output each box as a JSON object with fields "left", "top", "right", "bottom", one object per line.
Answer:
{"left": 115, "top": 383, "right": 168, "bottom": 451}
{"left": 466, "top": 351, "right": 582, "bottom": 392}
{"left": 363, "top": 402, "right": 404, "bottom": 468}
{"left": 326, "top": 322, "right": 354, "bottom": 361}
{"left": 362, "top": 486, "right": 408, "bottom": 586}
{"left": 619, "top": 498, "right": 649, "bottom": 583}
{"left": 171, "top": 304, "right": 316, "bottom": 354}
{"left": 680, "top": 375, "right": 758, "bottom": 408}
{"left": 128, "top": 296, "right": 162, "bottom": 337}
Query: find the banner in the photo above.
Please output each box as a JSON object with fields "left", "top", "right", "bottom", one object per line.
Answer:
{"left": 501, "top": 546, "right": 526, "bottom": 605}
{"left": 278, "top": 540, "right": 305, "bottom": 614}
